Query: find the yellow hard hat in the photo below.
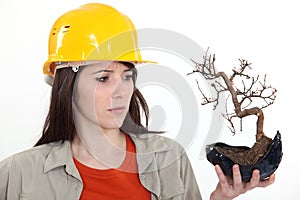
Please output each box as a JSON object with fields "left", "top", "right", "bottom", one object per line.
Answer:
{"left": 43, "top": 3, "right": 150, "bottom": 78}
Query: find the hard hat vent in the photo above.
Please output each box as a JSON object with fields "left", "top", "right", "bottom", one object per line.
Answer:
{"left": 51, "top": 25, "right": 71, "bottom": 36}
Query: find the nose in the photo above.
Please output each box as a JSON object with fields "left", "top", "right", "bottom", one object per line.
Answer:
{"left": 111, "top": 77, "right": 125, "bottom": 99}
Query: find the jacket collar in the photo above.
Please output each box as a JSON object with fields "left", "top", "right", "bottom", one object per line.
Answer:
{"left": 42, "top": 134, "right": 167, "bottom": 174}
{"left": 128, "top": 133, "right": 175, "bottom": 153}
{"left": 41, "top": 134, "right": 169, "bottom": 176}
{"left": 43, "top": 140, "right": 81, "bottom": 180}
{"left": 42, "top": 133, "right": 175, "bottom": 198}
{"left": 128, "top": 133, "right": 174, "bottom": 171}
{"left": 128, "top": 133, "right": 176, "bottom": 198}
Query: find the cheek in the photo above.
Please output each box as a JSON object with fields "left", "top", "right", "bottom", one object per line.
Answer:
{"left": 94, "top": 87, "right": 110, "bottom": 110}
{"left": 126, "top": 89, "right": 134, "bottom": 102}
{"left": 124, "top": 82, "right": 134, "bottom": 97}
{"left": 73, "top": 81, "right": 99, "bottom": 113}
{"left": 121, "top": 84, "right": 134, "bottom": 106}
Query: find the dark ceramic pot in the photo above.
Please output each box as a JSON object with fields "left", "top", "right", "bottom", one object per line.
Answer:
{"left": 206, "top": 131, "right": 283, "bottom": 182}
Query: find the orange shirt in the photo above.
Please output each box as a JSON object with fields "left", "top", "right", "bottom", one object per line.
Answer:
{"left": 74, "top": 134, "right": 151, "bottom": 200}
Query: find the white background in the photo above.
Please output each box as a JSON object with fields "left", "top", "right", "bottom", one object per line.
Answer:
{"left": 0, "top": 0, "right": 299, "bottom": 199}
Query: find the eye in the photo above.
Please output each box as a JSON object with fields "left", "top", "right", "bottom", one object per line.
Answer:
{"left": 96, "top": 76, "right": 110, "bottom": 82}
{"left": 122, "top": 74, "right": 133, "bottom": 81}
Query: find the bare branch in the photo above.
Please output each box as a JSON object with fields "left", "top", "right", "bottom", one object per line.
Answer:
{"left": 229, "top": 59, "right": 252, "bottom": 81}
{"left": 188, "top": 50, "right": 277, "bottom": 139}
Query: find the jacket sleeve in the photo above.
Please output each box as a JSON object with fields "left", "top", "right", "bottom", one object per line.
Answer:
{"left": 180, "top": 151, "right": 202, "bottom": 200}
{"left": 0, "top": 155, "right": 14, "bottom": 199}
{"left": 155, "top": 140, "right": 202, "bottom": 200}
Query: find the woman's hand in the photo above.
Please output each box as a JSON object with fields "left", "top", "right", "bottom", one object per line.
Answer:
{"left": 210, "top": 164, "right": 275, "bottom": 200}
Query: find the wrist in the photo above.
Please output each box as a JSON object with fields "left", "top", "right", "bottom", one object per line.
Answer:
{"left": 210, "top": 191, "right": 218, "bottom": 200}
{"left": 210, "top": 191, "right": 233, "bottom": 200}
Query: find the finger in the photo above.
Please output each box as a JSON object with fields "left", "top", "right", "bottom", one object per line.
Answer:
{"left": 232, "top": 164, "right": 242, "bottom": 190}
{"left": 249, "top": 169, "right": 260, "bottom": 188}
{"left": 258, "top": 173, "right": 276, "bottom": 187}
{"left": 215, "top": 165, "right": 230, "bottom": 192}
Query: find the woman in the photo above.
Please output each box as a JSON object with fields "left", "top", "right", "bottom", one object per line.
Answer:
{"left": 0, "top": 3, "right": 274, "bottom": 200}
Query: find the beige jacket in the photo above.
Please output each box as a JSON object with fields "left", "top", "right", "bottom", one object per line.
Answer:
{"left": 0, "top": 133, "right": 202, "bottom": 200}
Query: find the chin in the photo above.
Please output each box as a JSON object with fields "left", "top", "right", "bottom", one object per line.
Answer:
{"left": 99, "top": 120, "right": 125, "bottom": 130}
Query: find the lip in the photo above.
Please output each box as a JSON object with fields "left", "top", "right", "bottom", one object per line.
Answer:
{"left": 107, "top": 106, "right": 126, "bottom": 113}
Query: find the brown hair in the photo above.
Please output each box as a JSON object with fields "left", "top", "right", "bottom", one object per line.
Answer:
{"left": 35, "top": 62, "right": 153, "bottom": 146}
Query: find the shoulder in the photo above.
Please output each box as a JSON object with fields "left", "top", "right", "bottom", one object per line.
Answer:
{"left": 0, "top": 141, "right": 73, "bottom": 198}
{"left": 0, "top": 141, "right": 66, "bottom": 171}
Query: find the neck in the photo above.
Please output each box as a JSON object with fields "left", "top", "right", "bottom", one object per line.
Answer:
{"left": 71, "top": 114, "right": 126, "bottom": 169}
{"left": 71, "top": 102, "right": 126, "bottom": 169}
{"left": 72, "top": 112, "right": 126, "bottom": 147}
{"left": 71, "top": 131, "right": 126, "bottom": 169}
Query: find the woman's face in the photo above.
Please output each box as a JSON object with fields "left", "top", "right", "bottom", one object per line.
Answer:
{"left": 72, "top": 61, "right": 134, "bottom": 132}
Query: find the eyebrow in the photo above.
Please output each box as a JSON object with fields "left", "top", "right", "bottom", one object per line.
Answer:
{"left": 91, "top": 69, "right": 133, "bottom": 75}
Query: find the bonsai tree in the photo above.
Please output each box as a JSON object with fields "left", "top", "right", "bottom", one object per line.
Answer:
{"left": 188, "top": 49, "right": 281, "bottom": 169}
